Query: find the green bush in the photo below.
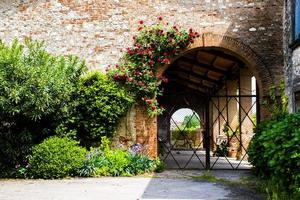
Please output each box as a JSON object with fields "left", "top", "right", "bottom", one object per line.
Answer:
{"left": 80, "top": 137, "right": 160, "bottom": 177}
{"left": 57, "top": 72, "right": 133, "bottom": 146}
{"left": 0, "top": 39, "right": 86, "bottom": 171}
{"left": 29, "top": 137, "right": 87, "bottom": 179}
{"left": 248, "top": 112, "right": 300, "bottom": 198}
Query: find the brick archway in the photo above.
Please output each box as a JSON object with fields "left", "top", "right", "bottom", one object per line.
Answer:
{"left": 157, "top": 33, "right": 274, "bottom": 97}
{"left": 116, "top": 33, "right": 273, "bottom": 159}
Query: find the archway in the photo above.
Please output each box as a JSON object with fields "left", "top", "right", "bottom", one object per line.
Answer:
{"left": 157, "top": 42, "right": 261, "bottom": 170}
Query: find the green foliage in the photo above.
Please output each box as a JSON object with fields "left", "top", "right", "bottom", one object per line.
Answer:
{"left": 248, "top": 112, "right": 300, "bottom": 197}
{"left": 171, "top": 129, "right": 198, "bottom": 141}
{"left": 108, "top": 18, "right": 199, "bottom": 116}
{"left": 0, "top": 39, "right": 86, "bottom": 171}
{"left": 215, "top": 141, "right": 229, "bottom": 157}
{"left": 57, "top": 71, "right": 133, "bottom": 145}
{"left": 263, "top": 80, "right": 288, "bottom": 118}
{"left": 182, "top": 115, "right": 200, "bottom": 129}
{"left": 80, "top": 137, "right": 160, "bottom": 177}
{"left": 29, "top": 137, "right": 87, "bottom": 179}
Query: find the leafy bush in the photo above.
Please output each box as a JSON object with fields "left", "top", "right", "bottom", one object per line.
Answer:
{"left": 0, "top": 39, "right": 86, "bottom": 171}
{"left": 248, "top": 112, "right": 300, "bottom": 197}
{"left": 80, "top": 137, "right": 160, "bottom": 177}
{"left": 29, "top": 137, "right": 87, "bottom": 179}
{"left": 57, "top": 72, "right": 133, "bottom": 146}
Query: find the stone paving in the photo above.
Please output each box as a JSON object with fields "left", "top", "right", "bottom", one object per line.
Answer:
{"left": 0, "top": 170, "right": 265, "bottom": 200}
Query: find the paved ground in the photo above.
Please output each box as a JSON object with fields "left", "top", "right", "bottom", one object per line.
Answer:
{"left": 0, "top": 170, "right": 266, "bottom": 200}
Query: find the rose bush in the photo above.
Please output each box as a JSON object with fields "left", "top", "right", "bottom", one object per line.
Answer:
{"left": 108, "top": 17, "right": 200, "bottom": 116}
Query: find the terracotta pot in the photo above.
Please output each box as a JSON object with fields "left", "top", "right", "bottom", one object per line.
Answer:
{"left": 228, "top": 148, "right": 237, "bottom": 158}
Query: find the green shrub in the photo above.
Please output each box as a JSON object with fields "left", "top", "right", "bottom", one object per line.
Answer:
{"left": 248, "top": 112, "right": 300, "bottom": 197}
{"left": 80, "top": 137, "right": 160, "bottom": 177}
{"left": 29, "top": 137, "right": 87, "bottom": 179}
{"left": 57, "top": 72, "right": 133, "bottom": 146}
{"left": 0, "top": 39, "right": 86, "bottom": 171}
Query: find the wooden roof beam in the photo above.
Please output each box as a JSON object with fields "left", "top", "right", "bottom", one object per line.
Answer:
{"left": 167, "top": 68, "right": 221, "bottom": 84}
{"left": 178, "top": 57, "right": 228, "bottom": 75}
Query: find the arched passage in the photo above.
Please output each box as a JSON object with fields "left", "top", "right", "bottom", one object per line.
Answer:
{"left": 157, "top": 35, "right": 267, "bottom": 169}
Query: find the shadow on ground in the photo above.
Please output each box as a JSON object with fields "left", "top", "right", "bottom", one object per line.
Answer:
{"left": 141, "top": 170, "right": 266, "bottom": 200}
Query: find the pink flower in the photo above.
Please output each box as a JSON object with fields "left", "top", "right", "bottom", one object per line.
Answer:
{"left": 162, "top": 76, "right": 169, "bottom": 83}
{"left": 158, "top": 16, "right": 163, "bottom": 21}
{"left": 128, "top": 77, "right": 133, "bottom": 82}
{"left": 169, "top": 38, "right": 174, "bottom": 43}
{"left": 138, "top": 20, "right": 144, "bottom": 24}
{"left": 114, "top": 74, "right": 119, "bottom": 80}
{"left": 164, "top": 52, "right": 169, "bottom": 57}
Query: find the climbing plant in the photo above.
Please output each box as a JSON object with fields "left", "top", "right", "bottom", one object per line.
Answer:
{"left": 108, "top": 17, "right": 200, "bottom": 116}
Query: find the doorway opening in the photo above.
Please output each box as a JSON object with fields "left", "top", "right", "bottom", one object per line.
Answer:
{"left": 157, "top": 47, "right": 258, "bottom": 170}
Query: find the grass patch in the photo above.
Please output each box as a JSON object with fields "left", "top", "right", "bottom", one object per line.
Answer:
{"left": 191, "top": 171, "right": 263, "bottom": 192}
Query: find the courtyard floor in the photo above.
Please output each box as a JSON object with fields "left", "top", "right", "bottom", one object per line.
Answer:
{"left": 0, "top": 170, "right": 266, "bottom": 200}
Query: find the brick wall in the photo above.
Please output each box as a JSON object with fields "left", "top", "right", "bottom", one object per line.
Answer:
{"left": 0, "top": 0, "right": 283, "bottom": 76}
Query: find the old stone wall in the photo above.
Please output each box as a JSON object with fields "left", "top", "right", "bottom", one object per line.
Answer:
{"left": 284, "top": 0, "right": 300, "bottom": 112}
{"left": 0, "top": 0, "right": 283, "bottom": 77}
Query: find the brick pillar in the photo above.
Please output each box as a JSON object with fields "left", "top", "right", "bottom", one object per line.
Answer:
{"left": 135, "top": 104, "right": 157, "bottom": 158}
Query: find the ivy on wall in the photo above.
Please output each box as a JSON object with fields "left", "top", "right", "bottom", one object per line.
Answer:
{"left": 108, "top": 17, "right": 200, "bottom": 116}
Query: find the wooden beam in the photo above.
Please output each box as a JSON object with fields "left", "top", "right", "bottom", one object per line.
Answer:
{"left": 199, "top": 49, "right": 244, "bottom": 66}
{"left": 168, "top": 76, "right": 212, "bottom": 91}
{"left": 173, "top": 79, "right": 208, "bottom": 94}
{"left": 178, "top": 57, "right": 228, "bottom": 75}
{"left": 167, "top": 68, "right": 221, "bottom": 84}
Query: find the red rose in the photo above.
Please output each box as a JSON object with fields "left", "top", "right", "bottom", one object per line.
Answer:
{"left": 138, "top": 20, "right": 144, "bottom": 24}
{"left": 138, "top": 26, "right": 143, "bottom": 31}
{"left": 189, "top": 28, "right": 193, "bottom": 32}
{"left": 163, "top": 58, "right": 170, "bottom": 64}
{"left": 146, "top": 99, "right": 152, "bottom": 105}
{"left": 158, "top": 16, "right": 163, "bottom": 21}
{"left": 149, "top": 60, "right": 155, "bottom": 66}
{"left": 164, "top": 52, "right": 169, "bottom": 57}
{"left": 169, "top": 38, "right": 174, "bottom": 43}
{"left": 151, "top": 106, "right": 156, "bottom": 110}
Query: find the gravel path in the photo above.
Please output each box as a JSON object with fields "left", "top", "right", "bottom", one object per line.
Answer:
{"left": 0, "top": 170, "right": 265, "bottom": 200}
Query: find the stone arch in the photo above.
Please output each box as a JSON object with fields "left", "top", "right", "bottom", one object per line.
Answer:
{"left": 157, "top": 33, "right": 274, "bottom": 97}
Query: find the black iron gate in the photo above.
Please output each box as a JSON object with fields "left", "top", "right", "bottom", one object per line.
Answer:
{"left": 158, "top": 80, "right": 258, "bottom": 170}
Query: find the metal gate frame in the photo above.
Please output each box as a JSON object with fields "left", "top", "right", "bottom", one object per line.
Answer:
{"left": 158, "top": 74, "right": 259, "bottom": 170}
